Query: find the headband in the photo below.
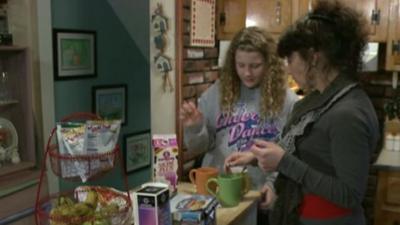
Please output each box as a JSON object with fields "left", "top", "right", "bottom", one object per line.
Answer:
{"left": 307, "top": 14, "right": 335, "bottom": 24}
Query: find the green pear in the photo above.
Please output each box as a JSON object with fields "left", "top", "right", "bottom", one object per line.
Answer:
{"left": 93, "top": 219, "right": 111, "bottom": 225}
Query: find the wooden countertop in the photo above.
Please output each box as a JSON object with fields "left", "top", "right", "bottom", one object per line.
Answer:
{"left": 374, "top": 149, "right": 400, "bottom": 171}
{"left": 177, "top": 182, "right": 261, "bottom": 225}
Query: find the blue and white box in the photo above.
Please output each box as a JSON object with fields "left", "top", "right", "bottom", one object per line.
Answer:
{"left": 170, "top": 193, "right": 218, "bottom": 225}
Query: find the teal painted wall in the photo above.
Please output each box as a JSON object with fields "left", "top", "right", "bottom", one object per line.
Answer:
{"left": 51, "top": 0, "right": 151, "bottom": 190}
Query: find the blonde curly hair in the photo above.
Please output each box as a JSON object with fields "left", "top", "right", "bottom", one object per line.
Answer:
{"left": 220, "top": 27, "right": 287, "bottom": 118}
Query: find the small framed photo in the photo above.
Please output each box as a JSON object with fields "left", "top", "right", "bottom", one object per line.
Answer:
{"left": 124, "top": 130, "right": 152, "bottom": 173}
{"left": 92, "top": 84, "right": 127, "bottom": 125}
{"left": 53, "top": 29, "right": 97, "bottom": 80}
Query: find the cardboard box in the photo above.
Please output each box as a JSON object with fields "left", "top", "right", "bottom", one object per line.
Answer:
{"left": 133, "top": 183, "right": 173, "bottom": 225}
{"left": 152, "top": 134, "right": 179, "bottom": 195}
{"left": 170, "top": 193, "right": 218, "bottom": 225}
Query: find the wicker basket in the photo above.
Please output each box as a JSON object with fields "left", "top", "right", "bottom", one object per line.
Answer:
{"left": 36, "top": 186, "right": 132, "bottom": 225}
{"left": 35, "top": 113, "right": 132, "bottom": 225}
{"left": 48, "top": 143, "right": 118, "bottom": 182}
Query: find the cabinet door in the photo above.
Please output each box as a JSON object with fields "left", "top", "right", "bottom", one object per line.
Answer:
{"left": 374, "top": 171, "right": 400, "bottom": 225}
{"left": 246, "top": 0, "right": 292, "bottom": 38}
{"left": 347, "top": 0, "right": 390, "bottom": 42}
{"left": 292, "top": 0, "right": 314, "bottom": 23}
{"left": 386, "top": 0, "right": 400, "bottom": 71}
{"left": 217, "top": 0, "right": 247, "bottom": 40}
{"left": 0, "top": 49, "right": 36, "bottom": 176}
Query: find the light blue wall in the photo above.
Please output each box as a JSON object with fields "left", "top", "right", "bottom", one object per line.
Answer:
{"left": 51, "top": 0, "right": 151, "bottom": 190}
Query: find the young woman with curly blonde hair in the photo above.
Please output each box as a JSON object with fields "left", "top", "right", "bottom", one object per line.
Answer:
{"left": 219, "top": 27, "right": 289, "bottom": 118}
{"left": 180, "top": 26, "right": 298, "bottom": 210}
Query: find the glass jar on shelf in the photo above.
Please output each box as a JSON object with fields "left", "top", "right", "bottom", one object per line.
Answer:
{"left": 0, "top": 71, "right": 11, "bottom": 104}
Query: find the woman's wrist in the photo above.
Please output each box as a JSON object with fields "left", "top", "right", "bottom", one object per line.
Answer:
{"left": 184, "top": 119, "right": 204, "bottom": 133}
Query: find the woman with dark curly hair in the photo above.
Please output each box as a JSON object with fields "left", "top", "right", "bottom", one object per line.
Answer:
{"left": 180, "top": 26, "right": 298, "bottom": 207}
{"left": 225, "top": 1, "right": 379, "bottom": 225}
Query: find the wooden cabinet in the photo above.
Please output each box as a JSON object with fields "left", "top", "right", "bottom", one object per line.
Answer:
{"left": 246, "top": 0, "right": 292, "bottom": 40}
{"left": 216, "top": 0, "right": 247, "bottom": 40}
{"left": 292, "top": 0, "right": 313, "bottom": 22}
{"left": 0, "top": 47, "right": 39, "bottom": 224}
{"left": 358, "top": 0, "right": 389, "bottom": 42}
{"left": 0, "top": 0, "right": 43, "bottom": 224}
{"left": 217, "top": 0, "right": 293, "bottom": 40}
{"left": 293, "top": 0, "right": 390, "bottom": 42}
{"left": 374, "top": 170, "right": 400, "bottom": 225}
{"left": 385, "top": 0, "right": 400, "bottom": 71}
{"left": 217, "top": 0, "right": 391, "bottom": 42}
{"left": 344, "top": 0, "right": 390, "bottom": 42}
{"left": 0, "top": 47, "right": 35, "bottom": 176}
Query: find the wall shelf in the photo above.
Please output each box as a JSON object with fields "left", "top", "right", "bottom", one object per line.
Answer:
{"left": 0, "top": 46, "right": 26, "bottom": 51}
{"left": 0, "top": 162, "right": 35, "bottom": 177}
{"left": 0, "top": 99, "right": 18, "bottom": 106}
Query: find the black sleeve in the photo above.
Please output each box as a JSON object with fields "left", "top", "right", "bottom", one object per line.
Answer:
{"left": 277, "top": 107, "right": 371, "bottom": 208}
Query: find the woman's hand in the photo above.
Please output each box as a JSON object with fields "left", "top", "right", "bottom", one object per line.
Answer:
{"left": 259, "top": 184, "right": 277, "bottom": 209}
{"left": 250, "top": 139, "right": 285, "bottom": 172}
{"left": 179, "top": 101, "right": 203, "bottom": 127}
{"left": 224, "top": 151, "right": 256, "bottom": 172}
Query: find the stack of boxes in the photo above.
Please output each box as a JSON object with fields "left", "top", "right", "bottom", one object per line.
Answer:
{"left": 132, "top": 183, "right": 219, "bottom": 225}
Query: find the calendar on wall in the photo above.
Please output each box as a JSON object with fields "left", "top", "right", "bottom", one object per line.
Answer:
{"left": 190, "top": 0, "right": 215, "bottom": 47}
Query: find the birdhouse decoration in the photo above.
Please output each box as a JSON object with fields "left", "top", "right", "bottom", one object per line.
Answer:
{"left": 152, "top": 7, "right": 168, "bottom": 35}
{"left": 154, "top": 54, "right": 172, "bottom": 73}
{"left": 154, "top": 33, "right": 166, "bottom": 50}
{"left": 152, "top": 3, "right": 173, "bottom": 92}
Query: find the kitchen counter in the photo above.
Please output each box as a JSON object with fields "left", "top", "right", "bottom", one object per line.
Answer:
{"left": 374, "top": 149, "right": 400, "bottom": 171}
{"left": 178, "top": 182, "right": 261, "bottom": 225}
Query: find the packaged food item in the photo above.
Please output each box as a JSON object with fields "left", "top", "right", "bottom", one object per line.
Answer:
{"left": 55, "top": 120, "right": 121, "bottom": 182}
{"left": 152, "top": 134, "right": 179, "bottom": 195}
{"left": 57, "top": 122, "right": 86, "bottom": 155}
{"left": 132, "top": 182, "right": 172, "bottom": 225}
{"left": 84, "top": 120, "right": 121, "bottom": 177}
{"left": 56, "top": 122, "right": 89, "bottom": 181}
{"left": 170, "top": 193, "right": 218, "bottom": 225}
{"left": 84, "top": 120, "right": 121, "bottom": 154}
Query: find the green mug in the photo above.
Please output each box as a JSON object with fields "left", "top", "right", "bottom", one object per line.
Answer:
{"left": 206, "top": 173, "right": 245, "bottom": 207}
{"left": 228, "top": 167, "right": 252, "bottom": 195}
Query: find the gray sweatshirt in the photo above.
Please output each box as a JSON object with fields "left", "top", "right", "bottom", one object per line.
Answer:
{"left": 184, "top": 80, "right": 298, "bottom": 189}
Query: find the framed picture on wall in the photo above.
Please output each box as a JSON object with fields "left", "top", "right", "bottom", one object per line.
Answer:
{"left": 92, "top": 84, "right": 127, "bottom": 125}
{"left": 124, "top": 130, "right": 152, "bottom": 173}
{"left": 53, "top": 29, "right": 97, "bottom": 80}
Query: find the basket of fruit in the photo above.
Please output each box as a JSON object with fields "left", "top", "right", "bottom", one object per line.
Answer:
{"left": 36, "top": 186, "right": 132, "bottom": 225}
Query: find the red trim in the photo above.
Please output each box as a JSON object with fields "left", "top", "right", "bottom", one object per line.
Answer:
{"left": 299, "top": 194, "right": 352, "bottom": 219}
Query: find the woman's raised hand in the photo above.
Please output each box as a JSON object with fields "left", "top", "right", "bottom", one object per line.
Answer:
{"left": 224, "top": 151, "right": 256, "bottom": 172}
{"left": 179, "top": 101, "right": 203, "bottom": 127}
{"left": 250, "top": 139, "right": 285, "bottom": 172}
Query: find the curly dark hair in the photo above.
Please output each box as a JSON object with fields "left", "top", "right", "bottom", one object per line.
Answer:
{"left": 277, "top": 0, "right": 368, "bottom": 81}
{"left": 220, "top": 27, "right": 287, "bottom": 118}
